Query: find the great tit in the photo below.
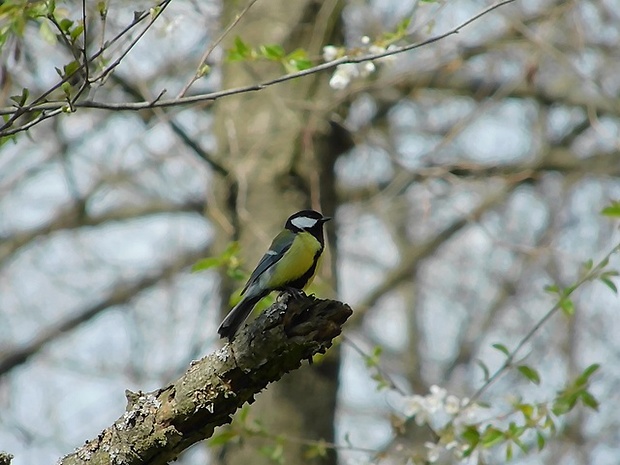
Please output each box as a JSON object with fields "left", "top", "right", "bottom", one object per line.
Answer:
{"left": 217, "top": 209, "right": 331, "bottom": 340}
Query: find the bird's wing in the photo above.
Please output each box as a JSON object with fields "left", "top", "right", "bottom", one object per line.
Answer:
{"left": 240, "top": 229, "right": 293, "bottom": 295}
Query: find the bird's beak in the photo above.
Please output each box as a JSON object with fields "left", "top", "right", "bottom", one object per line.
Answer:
{"left": 321, "top": 216, "right": 332, "bottom": 222}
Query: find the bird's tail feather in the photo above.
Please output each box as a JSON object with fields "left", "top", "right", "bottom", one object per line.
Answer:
{"left": 217, "top": 293, "right": 265, "bottom": 340}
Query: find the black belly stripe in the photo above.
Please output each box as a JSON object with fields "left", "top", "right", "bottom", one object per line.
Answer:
{"left": 278, "top": 246, "right": 323, "bottom": 290}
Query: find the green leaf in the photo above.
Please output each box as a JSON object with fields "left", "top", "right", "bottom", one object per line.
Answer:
{"left": 370, "top": 372, "right": 390, "bottom": 391}
{"left": 61, "top": 81, "right": 71, "bottom": 98}
{"left": 544, "top": 415, "right": 556, "bottom": 434}
{"left": 536, "top": 431, "right": 545, "bottom": 450}
{"left": 59, "top": 18, "right": 73, "bottom": 32}
{"left": 492, "top": 343, "right": 510, "bottom": 357}
{"left": 149, "top": 6, "right": 161, "bottom": 20}
{"left": 601, "top": 202, "right": 620, "bottom": 217}
{"left": 517, "top": 403, "right": 534, "bottom": 420}
{"left": 260, "top": 44, "right": 285, "bottom": 60}
{"left": 26, "top": 2, "right": 48, "bottom": 18}
{"left": 396, "top": 17, "right": 411, "bottom": 35}
{"left": 552, "top": 397, "right": 573, "bottom": 416}
{"left": 209, "top": 430, "right": 238, "bottom": 446}
{"left": 259, "top": 444, "right": 284, "bottom": 465}
{"left": 460, "top": 426, "right": 480, "bottom": 457}
{"left": 285, "top": 48, "right": 312, "bottom": 70}
{"left": 517, "top": 365, "right": 541, "bottom": 385}
{"left": 560, "top": 297, "right": 575, "bottom": 316}
{"left": 580, "top": 391, "right": 599, "bottom": 410}
{"left": 235, "top": 36, "right": 250, "bottom": 54}
{"left": 476, "top": 359, "right": 490, "bottom": 382}
{"left": 287, "top": 57, "right": 313, "bottom": 71}
{"left": 221, "top": 241, "right": 241, "bottom": 260}
{"left": 9, "top": 88, "right": 29, "bottom": 106}
{"left": 70, "top": 22, "right": 84, "bottom": 41}
{"left": 513, "top": 437, "right": 528, "bottom": 453}
{"left": 63, "top": 60, "right": 80, "bottom": 78}
{"left": 192, "top": 257, "right": 221, "bottom": 272}
{"left": 197, "top": 64, "right": 211, "bottom": 77}
{"left": 304, "top": 439, "right": 328, "bottom": 459}
{"left": 47, "top": 0, "right": 57, "bottom": 15}
{"left": 507, "top": 421, "right": 525, "bottom": 438}
{"left": 576, "top": 363, "right": 600, "bottom": 386}
{"left": 505, "top": 442, "right": 513, "bottom": 461}
{"left": 544, "top": 284, "right": 560, "bottom": 294}
{"left": 461, "top": 425, "right": 480, "bottom": 444}
{"left": 364, "top": 345, "right": 382, "bottom": 368}
{"left": 582, "top": 259, "right": 593, "bottom": 271}
{"left": 97, "top": 1, "right": 108, "bottom": 19}
{"left": 0, "top": 134, "right": 18, "bottom": 147}
{"left": 481, "top": 427, "right": 504, "bottom": 448}
{"left": 227, "top": 35, "right": 253, "bottom": 61}
{"left": 600, "top": 277, "right": 618, "bottom": 294}
{"left": 39, "top": 20, "right": 57, "bottom": 44}
{"left": 227, "top": 268, "right": 245, "bottom": 281}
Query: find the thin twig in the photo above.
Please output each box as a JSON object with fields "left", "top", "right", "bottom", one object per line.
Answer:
{"left": 177, "top": 0, "right": 260, "bottom": 98}
{"left": 0, "top": 0, "right": 173, "bottom": 134}
{"left": 343, "top": 334, "right": 407, "bottom": 395}
{"left": 467, "top": 242, "right": 620, "bottom": 404}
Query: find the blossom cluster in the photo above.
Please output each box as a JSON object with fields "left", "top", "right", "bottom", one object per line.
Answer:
{"left": 323, "top": 36, "right": 397, "bottom": 90}
{"left": 401, "top": 386, "right": 485, "bottom": 463}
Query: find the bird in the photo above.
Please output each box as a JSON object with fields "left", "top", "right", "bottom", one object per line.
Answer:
{"left": 217, "top": 209, "right": 331, "bottom": 341}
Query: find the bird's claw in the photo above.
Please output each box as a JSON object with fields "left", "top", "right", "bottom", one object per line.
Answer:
{"left": 283, "top": 287, "right": 307, "bottom": 300}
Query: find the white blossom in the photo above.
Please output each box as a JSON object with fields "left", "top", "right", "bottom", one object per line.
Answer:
{"left": 322, "top": 45, "right": 339, "bottom": 62}
{"left": 426, "top": 385, "right": 447, "bottom": 412}
{"left": 376, "top": 44, "right": 399, "bottom": 64}
{"left": 369, "top": 44, "right": 386, "bottom": 55}
{"left": 445, "top": 395, "right": 461, "bottom": 414}
{"left": 403, "top": 394, "right": 426, "bottom": 417}
{"left": 329, "top": 63, "right": 360, "bottom": 89}
{"left": 360, "top": 61, "right": 376, "bottom": 77}
{"left": 425, "top": 442, "right": 442, "bottom": 463}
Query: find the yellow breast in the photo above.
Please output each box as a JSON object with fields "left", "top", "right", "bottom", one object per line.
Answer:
{"left": 269, "top": 232, "right": 322, "bottom": 289}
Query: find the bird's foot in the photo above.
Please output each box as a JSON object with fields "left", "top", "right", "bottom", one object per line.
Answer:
{"left": 283, "top": 287, "right": 307, "bottom": 301}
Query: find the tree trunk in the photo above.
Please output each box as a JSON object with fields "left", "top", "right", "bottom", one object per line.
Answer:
{"left": 210, "top": 2, "right": 345, "bottom": 465}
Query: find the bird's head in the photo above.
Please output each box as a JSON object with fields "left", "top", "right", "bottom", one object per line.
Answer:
{"left": 285, "top": 210, "right": 331, "bottom": 235}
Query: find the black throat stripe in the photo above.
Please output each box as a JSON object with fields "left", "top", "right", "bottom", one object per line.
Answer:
{"left": 279, "top": 246, "right": 323, "bottom": 290}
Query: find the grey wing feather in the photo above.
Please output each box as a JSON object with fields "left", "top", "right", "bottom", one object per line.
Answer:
{"left": 240, "top": 230, "right": 292, "bottom": 295}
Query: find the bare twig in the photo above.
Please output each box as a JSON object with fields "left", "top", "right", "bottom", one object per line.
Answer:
{"left": 177, "top": 0, "right": 260, "bottom": 98}
{"left": 467, "top": 242, "right": 620, "bottom": 404}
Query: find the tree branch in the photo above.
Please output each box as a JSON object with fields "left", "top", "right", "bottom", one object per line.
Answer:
{"left": 58, "top": 295, "right": 352, "bottom": 465}
{"left": 0, "top": 0, "right": 516, "bottom": 137}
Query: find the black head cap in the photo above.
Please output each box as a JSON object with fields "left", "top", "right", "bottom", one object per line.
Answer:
{"left": 285, "top": 210, "right": 331, "bottom": 236}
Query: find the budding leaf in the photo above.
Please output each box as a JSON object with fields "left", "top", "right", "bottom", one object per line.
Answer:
{"left": 601, "top": 202, "right": 620, "bottom": 217}
{"left": 517, "top": 365, "right": 541, "bottom": 385}
{"left": 492, "top": 343, "right": 510, "bottom": 357}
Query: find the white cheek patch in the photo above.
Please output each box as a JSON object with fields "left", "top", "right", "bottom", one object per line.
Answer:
{"left": 291, "top": 216, "right": 319, "bottom": 230}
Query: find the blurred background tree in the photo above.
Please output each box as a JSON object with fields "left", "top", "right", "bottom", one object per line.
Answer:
{"left": 0, "top": 0, "right": 619, "bottom": 465}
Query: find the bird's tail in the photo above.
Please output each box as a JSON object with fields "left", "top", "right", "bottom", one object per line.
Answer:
{"left": 217, "top": 293, "right": 265, "bottom": 341}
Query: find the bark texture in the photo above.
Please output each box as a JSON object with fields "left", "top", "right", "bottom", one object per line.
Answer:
{"left": 58, "top": 295, "right": 352, "bottom": 465}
